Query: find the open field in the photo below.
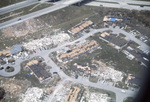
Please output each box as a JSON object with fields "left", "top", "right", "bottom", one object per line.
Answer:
{"left": 0, "top": 3, "right": 53, "bottom": 23}
{"left": 66, "top": 34, "right": 145, "bottom": 77}
{"left": 0, "top": 5, "right": 150, "bottom": 53}
{"left": 0, "top": 0, "right": 25, "bottom": 8}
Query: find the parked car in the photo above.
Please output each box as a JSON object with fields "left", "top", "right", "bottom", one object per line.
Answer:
{"left": 0, "top": 67, "right": 4, "bottom": 70}
{"left": 75, "top": 75, "right": 78, "bottom": 79}
{"left": 18, "top": 18, "right": 22, "bottom": 21}
{"left": 53, "top": 72, "right": 58, "bottom": 74}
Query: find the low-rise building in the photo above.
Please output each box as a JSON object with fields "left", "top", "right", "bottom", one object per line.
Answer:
{"left": 103, "top": 16, "right": 122, "bottom": 22}
{"left": 126, "top": 46, "right": 149, "bottom": 66}
{"left": 58, "top": 40, "right": 99, "bottom": 62}
{"left": 27, "top": 60, "right": 51, "bottom": 83}
{"left": 10, "top": 45, "right": 22, "bottom": 55}
{"left": 68, "top": 20, "right": 93, "bottom": 35}
{"left": 65, "top": 86, "right": 84, "bottom": 102}
{"left": 0, "top": 49, "right": 11, "bottom": 57}
{"left": 99, "top": 32, "right": 127, "bottom": 50}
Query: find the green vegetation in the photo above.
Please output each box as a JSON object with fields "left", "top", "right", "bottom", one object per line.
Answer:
{"left": 119, "top": 33, "right": 126, "bottom": 38}
{"left": 66, "top": 33, "right": 145, "bottom": 77}
{"left": 95, "top": 1, "right": 119, "bottom": 4}
{"left": 124, "top": 97, "right": 134, "bottom": 102}
{"left": 127, "top": 3, "right": 150, "bottom": 7}
{"left": 89, "top": 87, "right": 116, "bottom": 100}
{"left": 0, "top": 60, "right": 6, "bottom": 65}
{"left": 88, "top": 34, "right": 145, "bottom": 76}
{"left": 0, "top": 3, "right": 53, "bottom": 23}
{"left": 14, "top": 56, "right": 46, "bottom": 87}
{"left": 115, "top": 81, "right": 128, "bottom": 89}
{"left": 89, "top": 76, "right": 98, "bottom": 83}
{"left": 0, "top": 0, "right": 25, "bottom": 8}
{"left": 5, "top": 67, "right": 14, "bottom": 72}
{"left": 0, "top": 87, "right": 5, "bottom": 100}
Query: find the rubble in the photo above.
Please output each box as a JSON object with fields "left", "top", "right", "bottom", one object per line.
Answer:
{"left": 21, "top": 87, "right": 43, "bottom": 102}
{"left": 100, "top": 67, "right": 123, "bottom": 82}
{"left": 23, "top": 33, "right": 70, "bottom": 51}
{"left": 89, "top": 93, "right": 111, "bottom": 102}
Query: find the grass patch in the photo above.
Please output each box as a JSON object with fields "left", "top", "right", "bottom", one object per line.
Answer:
{"left": 0, "top": 0, "right": 25, "bottom": 8}
{"left": 123, "top": 97, "right": 134, "bottom": 102}
{"left": 127, "top": 3, "right": 150, "bottom": 7}
{"left": 13, "top": 56, "right": 46, "bottom": 88}
{"left": 0, "top": 3, "right": 53, "bottom": 23}
{"left": 115, "top": 81, "right": 128, "bottom": 89}
{"left": 88, "top": 34, "right": 145, "bottom": 76}
{"left": 89, "top": 76, "right": 98, "bottom": 83}
{"left": 119, "top": 33, "right": 126, "bottom": 38}
{"left": 89, "top": 87, "right": 116, "bottom": 100}
{"left": 5, "top": 67, "right": 14, "bottom": 72}
{"left": 95, "top": 0, "right": 119, "bottom": 4}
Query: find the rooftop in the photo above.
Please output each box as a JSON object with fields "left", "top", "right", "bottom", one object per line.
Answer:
{"left": 68, "top": 20, "right": 93, "bottom": 35}
{"left": 59, "top": 40, "right": 98, "bottom": 61}
{"left": 100, "top": 32, "right": 127, "bottom": 47}
{"left": 27, "top": 61, "right": 51, "bottom": 82}
{"left": 10, "top": 45, "right": 22, "bottom": 55}
{"left": 65, "top": 86, "right": 84, "bottom": 102}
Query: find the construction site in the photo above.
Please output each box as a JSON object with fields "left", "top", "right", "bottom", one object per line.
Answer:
{"left": 58, "top": 40, "right": 99, "bottom": 62}
{"left": 0, "top": 1, "right": 150, "bottom": 101}
{"left": 65, "top": 86, "right": 84, "bottom": 102}
{"left": 72, "top": 62, "right": 123, "bottom": 83}
{"left": 68, "top": 20, "right": 93, "bottom": 35}
{"left": 23, "top": 32, "right": 70, "bottom": 51}
{"left": 48, "top": 81, "right": 115, "bottom": 102}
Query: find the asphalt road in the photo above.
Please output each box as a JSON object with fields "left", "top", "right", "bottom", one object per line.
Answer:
{"left": 0, "top": 0, "right": 38, "bottom": 15}
{"left": 1, "top": 0, "right": 149, "bottom": 101}
{"left": 86, "top": 0, "right": 150, "bottom": 11}
{"left": 0, "top": 0, "right": 82, "bottom": 29}
{"left": 0, "top": 0, "right": 150, "bottom": 29}
{"left": 0, "top": 26, "right": 145, "bottom": 102}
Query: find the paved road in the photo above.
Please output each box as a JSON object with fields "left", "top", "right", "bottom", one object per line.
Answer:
{"left": 0, "top": 26, "right": 144, "bottom": 101}
{"left": 86, "top": 0, "right": 150, "bottom": 11}
{"left": 0, "top": 0, "right": 68, "bottom": 29}
{"left": 1, "top": 26, "right": 149, "bottom": 76}
{"left": 0, "top": 0, "right": 38, "bottom": 15}
{"left": 1, "top": 0, "right": 150, "bottom": 29}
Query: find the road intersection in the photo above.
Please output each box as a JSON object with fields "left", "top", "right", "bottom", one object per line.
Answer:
{"left": 1, "top": 0, "right": 150, "bottom": 101}
{"left": 0, "top": 26, "right": 147, "bottom": 101}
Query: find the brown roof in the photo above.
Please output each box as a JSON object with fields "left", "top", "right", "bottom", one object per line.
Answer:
{"left": 65, "top": 86, "right": 81, "bottom": 102}
{"left": 59, "top": 40, "right": 98, "bottom": 61}
{"left": 69, "top": 20, "right": 93, "bottom": 34}
{"left": 27, "top": 60, "right": 39, "bottom": 66}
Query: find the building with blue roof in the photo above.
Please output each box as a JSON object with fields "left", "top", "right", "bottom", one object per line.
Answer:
{"left": 110, "top": 18, "right": 117, "bottom": 22}
{"left": 10, "top": 45, "right": 22, "bottom": 55}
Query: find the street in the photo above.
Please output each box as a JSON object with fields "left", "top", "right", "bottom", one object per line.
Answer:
{"left": 0, "top": 0, "right": 149, "bottom": 101}
{"left": 0, "top": 26, "right": 145, "bottom": 102}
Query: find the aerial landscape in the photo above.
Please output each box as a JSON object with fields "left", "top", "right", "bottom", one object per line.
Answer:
{"left": 0, "top": 0, "right": 150, "bottom": 102}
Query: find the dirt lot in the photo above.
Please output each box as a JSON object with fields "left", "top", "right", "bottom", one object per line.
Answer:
{"left": 0, "top": 5, "right": 150, "bottom": 50}
{"left": 0, "top": 77, "right": 30, "bottom": 102}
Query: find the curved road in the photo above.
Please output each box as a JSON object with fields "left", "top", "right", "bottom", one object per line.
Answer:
{"left": 0, "top": 0, "right": 150, "bottom": 29}
{"left": 0, "top": 26, "right": 146, "bottom": 102}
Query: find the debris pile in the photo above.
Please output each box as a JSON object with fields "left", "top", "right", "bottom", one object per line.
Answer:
{"left": 23, "top": 33, "right": 70, "bottom": 50}
{"left": 21, "top": 87, "right": 43, "bottom": 102}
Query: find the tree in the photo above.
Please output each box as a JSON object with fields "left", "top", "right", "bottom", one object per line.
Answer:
{"left": 0, "top": 87, "right": 5, "bottom": 100}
